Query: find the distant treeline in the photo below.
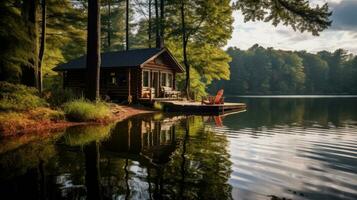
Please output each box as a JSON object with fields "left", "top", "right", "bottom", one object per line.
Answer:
{"left": 210, "top": 44, "right": 357, "bottom": 95}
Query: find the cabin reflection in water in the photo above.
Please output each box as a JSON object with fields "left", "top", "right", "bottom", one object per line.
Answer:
{"left": 0, "top": 114, "right": 233, "bottom": 200}
{"left": 103, "top": 115, "right": 181, "bottom": 164}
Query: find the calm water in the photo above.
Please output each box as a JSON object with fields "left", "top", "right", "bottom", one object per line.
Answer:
{"left": 0, "top": 98, "right": 357, "bottom": 200}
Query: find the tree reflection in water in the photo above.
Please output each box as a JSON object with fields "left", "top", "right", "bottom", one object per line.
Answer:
{"left": 0, "top": 114, "right": 233, "bottom": 199}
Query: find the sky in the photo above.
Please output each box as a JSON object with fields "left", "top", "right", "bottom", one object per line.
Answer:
{"left": 227, "top": 0, "right": 357, "bottom": 54}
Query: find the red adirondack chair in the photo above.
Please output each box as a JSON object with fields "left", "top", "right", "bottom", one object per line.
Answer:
{"left": 201, "top": 89, "right": 224, "bottom": 105}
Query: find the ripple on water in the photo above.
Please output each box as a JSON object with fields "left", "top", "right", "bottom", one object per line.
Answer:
{"left": 210, "top": 123, "right": 357, "bottom": 200}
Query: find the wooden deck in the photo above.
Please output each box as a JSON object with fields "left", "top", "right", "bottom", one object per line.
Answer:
{"left": 159, "top": 100, "right": 247, "bottom": 115}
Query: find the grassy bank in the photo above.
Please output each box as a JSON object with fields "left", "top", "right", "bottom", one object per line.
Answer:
{"left": 0, "top": 82, "right": 154, "bottom": 136}
{"left": 63, "top": 99, "right": 112, "bottom": 122}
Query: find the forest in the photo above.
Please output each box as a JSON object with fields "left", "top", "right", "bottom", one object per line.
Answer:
{"left": 210, "top": 45, "right": 357, "bottom": 95}
{"left": 0, "top": 0, "right": 332, "bottom": 98}
{"left": 0, "top": 0, "right": 233, "bottom": 98}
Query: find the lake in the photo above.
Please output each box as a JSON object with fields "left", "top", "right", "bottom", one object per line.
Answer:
{"left": 0, "top": 97, "right": 357, "bottom": 200}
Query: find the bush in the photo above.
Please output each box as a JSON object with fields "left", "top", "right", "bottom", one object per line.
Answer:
{"left": 0, "top": 82, "right": 47, "bottom": 111}
{"left": 153, "top": 102, "right": 164, "bottom": 110}
{"left": 63, "top": 99, "right": 112, "bottom": 122}
{"left": 45, "top": 88, "right": 78, "bottom": 107}
{"left": 0, "top": 112, "right": 35, "bottom": 133}
{"left": 28, "top": 107, "right": 65, "bottom": 121}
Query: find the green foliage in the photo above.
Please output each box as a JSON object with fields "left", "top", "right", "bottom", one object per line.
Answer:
{"left": 130, "top": 0, "right": 234, "bottom": 99}
{"left": 63, "top": 99, "right": 112, "bottom": 122}
{"left": 0, "top": 1, "right": 35, "bottom": 83}
{"left": 211, "top": 45, "right": 357, "bottom": 95}
{"left": 0, "top": 82, "right": 47, "bottom": 111}
{"left": 153, "top": 102, "right": 163, "bottom": 110}
{"left": 28, "top": 107, "right": 65, "bottom": 121}
{"left": 233, "top": 0, "right": 331, "bottom": 36}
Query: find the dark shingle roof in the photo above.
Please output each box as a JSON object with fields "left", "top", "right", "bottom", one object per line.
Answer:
{"left": 54, "top": 48, "right": 163, "bottom": 71}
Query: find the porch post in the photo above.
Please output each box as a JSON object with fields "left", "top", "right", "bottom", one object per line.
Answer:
{"left": 173, "top": 72, "right": 176, "bottom": 90}
{"left": 128, "top": 68, "right": 132, "bottom": 103}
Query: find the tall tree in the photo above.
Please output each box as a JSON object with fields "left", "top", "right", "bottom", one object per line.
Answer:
{"left": 38, "top": 0, "right": 46, "bottom": 93}
{"left": 125, "top": 0, "right": 129, "bottom": 50}
{"left": 86, "top": 0, "right": 101, "bottom": 101}
{"left": 148, "top": 0, "right": 152, "bottom": 47}
{"left": 107, "top": 0, "right": 111, "bottom": 49}
{"left": 154, "top": 0, "right": 160, "bottom": 48}
{"left": 180, "top": 0, "right": 190, "bottom": 98}
{"left": 159, "top": 0, "right": 164, "bottom": 47}
{"left": 0, "top": 0, "right": 33, "bottom": 83}
{"left": 233, "top": 0, "right": 331, "bottom": 36}
{"left": 21, "top": 0, "right": 39, "bottom": 87}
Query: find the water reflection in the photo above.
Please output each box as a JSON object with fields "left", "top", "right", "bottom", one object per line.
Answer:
{"left": 224, "top": 97, "right": 357, "bottom": 128}
{"left": 0, "top": 98, "right": 356, "bottom": 199}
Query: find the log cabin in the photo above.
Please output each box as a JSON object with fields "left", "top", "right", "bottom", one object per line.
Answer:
{"left": 53, "top": 48, "right": 185, "bottom": 102}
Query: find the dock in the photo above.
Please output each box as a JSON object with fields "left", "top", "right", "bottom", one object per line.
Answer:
{"left": 159, "top": 101, "right": 247, "bottom": 115}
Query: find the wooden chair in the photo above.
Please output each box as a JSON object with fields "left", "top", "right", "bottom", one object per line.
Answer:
{"left": 161, "top": 86, "right": 181, "bottom": 98}
{"left": 201, "top": 89, "right": 224, "bottom": 105}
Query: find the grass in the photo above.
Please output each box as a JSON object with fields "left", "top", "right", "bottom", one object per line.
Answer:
{"left": 63, "top": 99, "right": 112, "bottom": 122}
{"left": 0, "top": 108, "right": 65, "bottom": 135}
{"left": 0, "top": 82, "right": 47, "bottom": 111}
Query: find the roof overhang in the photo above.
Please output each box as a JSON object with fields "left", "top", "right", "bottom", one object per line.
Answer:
{"left": 140, "top": 48, "right": 185, "bottom": 73}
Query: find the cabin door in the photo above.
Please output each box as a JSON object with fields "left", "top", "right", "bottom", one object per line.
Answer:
{"left": 152, "top": 71, "right": 159, "bottom": 98}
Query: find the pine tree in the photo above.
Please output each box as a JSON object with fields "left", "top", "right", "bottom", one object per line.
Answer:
{"left": 86, "top": 0, "right": 101, "bottom": 101}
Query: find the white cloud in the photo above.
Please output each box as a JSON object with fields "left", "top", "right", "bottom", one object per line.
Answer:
{"left": 227, "top": 0, "right": 357, "bottom": 54}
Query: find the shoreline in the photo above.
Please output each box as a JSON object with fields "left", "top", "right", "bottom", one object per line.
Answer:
{"left": 0, "top": 104, "right": 156, "bottom": 138}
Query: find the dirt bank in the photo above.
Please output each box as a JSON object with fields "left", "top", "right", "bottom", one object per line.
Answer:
{"left": 0, "top": 104, "right": 155, "bottom": 137}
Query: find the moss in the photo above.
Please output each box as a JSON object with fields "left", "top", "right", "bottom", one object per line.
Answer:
{"left": 0, "top": 82, "right": 47, "bottom": 111}
{"left": 63, "top": 99, "right": 112, "bottom": 122}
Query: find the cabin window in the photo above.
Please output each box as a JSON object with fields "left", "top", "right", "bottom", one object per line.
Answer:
{"left": 168, "top": 73, "right": 173, "bottom": 87}
{"left": 161, "top": 72, "right": 173, "bottom": 87}
{"left": 110, "top": 72, "right": 117, "bottom": 85}
{"left": 143, "top": 70, "right": 150, "bottom": 87}
{"left": 108, "top": 72, "right": 127, "bottom": 85}
{"left": 161, "top": 73, "right": 167, "bottom": 86}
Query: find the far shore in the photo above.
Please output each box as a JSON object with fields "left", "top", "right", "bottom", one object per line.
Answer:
{"left": 227, "top": 95, "right": 357, "bottom": 98}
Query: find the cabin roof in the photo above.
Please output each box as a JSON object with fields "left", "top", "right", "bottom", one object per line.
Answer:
{"left": 53, "top": 48, "right": 184, "bottom": 72}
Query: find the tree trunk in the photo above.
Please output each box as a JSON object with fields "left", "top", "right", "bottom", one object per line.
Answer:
{"left": 159, "top": 0, "right": 164, "bottom": 47}
{"left": 148, "top": 0, "right": 152, "bottom": 48}
{"left": 126, "top": 0, "right": 129, "bottom": 50}
{"left": 38, "top": 0, "right": 46, "bottom": 93}
{"left": 154, "top": 0, "right": 160, "bottom": 48}
{"left": 107, "top": 0, "right": 111, "bottom": 49}
{"left": 21, "top": 0, "right": 39, "bottom": 87}
{"left": 180, "top": 0, "right": 190, "bottom": 99}
{"left": 86, "top": 0, "right": 101, "bottom": 101}
{"left": 84, "top": 142, "right": 102, "bottom": 200}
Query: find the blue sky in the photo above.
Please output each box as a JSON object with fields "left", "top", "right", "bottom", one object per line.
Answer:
{"left": 227, "top": 0, "right": 357, "bottom": 54}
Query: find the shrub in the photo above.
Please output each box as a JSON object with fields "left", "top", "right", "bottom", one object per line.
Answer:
{"left": 153, "top": 102, "right": 164, "bottom": 110}
{"left": 45, "top": 88, "right": 78, "bottom": 107}
{"left": 63, "top": 99, "right": 112, "bottom": 122}
{"left": 28, "top": 107, "right": 65, "bottom": 121}
{"left": 0, "top": 112, "right": 35, "bottom": 134}
{"left": 0, "top": 82, "right": 47, "bottom": 111}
